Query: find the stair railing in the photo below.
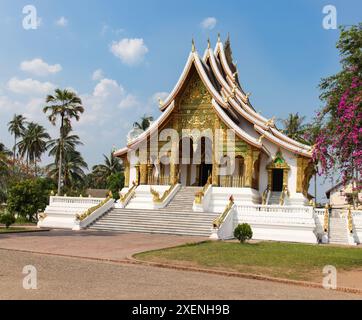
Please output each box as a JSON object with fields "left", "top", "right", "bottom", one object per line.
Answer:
{"left": 119, "top": 181, "right": 137, "bottom": 206}
{"left": 150, "top": 183, "right": 178, "bottom": 204}
{"left": 262, "top": 185, "right": 270, "bottom": 205}
{"left": 213, "top": 196, "right": 234, "bottom": 229}
{"left": 194, "top": 174, "right": 212, "bottom": 205}
{"left": 279, "top": 186, "right": 289, "bottom": 206}
{"left": 323, "top": 204, "right": 330, "bottom": 233}
{"left": 347, "top": 205, "right": 354, "bottom": 234}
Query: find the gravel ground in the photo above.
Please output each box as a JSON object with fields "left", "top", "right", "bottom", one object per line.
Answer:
{"left": 0, "top": 249, "right": 360, "bottom": 300}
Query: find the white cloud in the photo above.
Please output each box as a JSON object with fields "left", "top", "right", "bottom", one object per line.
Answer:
{"left": 201, "top": 17, "right": 217, "bottom": 30}
{"left": 7, "top": 77, "right": 55, "bottom": 96}
{"left": 93, "top": 78, "right": 125, "bottom": 99}
{"left": 92, "top": 69, "right": 104, "bottom": 81}
{"left": 20, "top": 58, "right": 62, "bottom": 76}
{"left": 119, "top": 94, "right": 139, "bottom": 109}
{"left": 55, "top": 16, "right": 68, "bottom": 27}
{"left": 110, "top": 38, "right": 148, "bottom": 66}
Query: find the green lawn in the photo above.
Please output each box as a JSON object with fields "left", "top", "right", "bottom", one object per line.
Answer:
{"left": 135, "top": 241, "right": 362, "bottom": 281}
{"left": 0, "top": 227, "right": 29, "bottom": 233}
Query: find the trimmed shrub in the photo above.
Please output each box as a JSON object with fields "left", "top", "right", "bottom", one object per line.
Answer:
{"left": 234, "top": 223, "right": 253, "bottom": 243}
{"left": 0, "top": 212, "right": 16, "bottom": 229}
{"left": 7, "top": 178, "right": 55, "bottom": 222}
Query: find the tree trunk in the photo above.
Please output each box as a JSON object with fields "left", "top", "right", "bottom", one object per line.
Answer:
{"left": 57, "top": 115, "right": 64, "bottom": 195}
{"left": 13, "top": 136, "right": 16, "bottom": 170}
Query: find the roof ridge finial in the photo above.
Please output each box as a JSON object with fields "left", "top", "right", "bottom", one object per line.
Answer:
{"left": 192, "top": 38, "right": 196, "bottom": 52}
{"left": 217, "top": 33, "right": 221, "bottom": 43}
{"left": 207, "top": 37, "right": 211, "bottom": 49}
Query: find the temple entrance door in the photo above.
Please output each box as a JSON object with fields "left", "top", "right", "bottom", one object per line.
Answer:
{"left": 199, "top": 164, "right": 212, "bottom": 186}
{"left": 272, "top": 169, "right": 283, "bottom": 192}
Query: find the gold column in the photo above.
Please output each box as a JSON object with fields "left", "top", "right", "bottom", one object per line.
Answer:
{"left": 170, "top": 116, "right": 179, "bottom": 185}
{"left": 124, "top": 157, "right": 130, "bottom": 187}
{"left": 134, "top": 163, "right": 140, "bottom": 185}
{"left": 244, "top": 147, "right": 253, "bottom": 188}
{"left": 212, "top": 117, "right": 221, "bottom": 186}
{"left": 296, "top": 156, "right": 304, "bottom": 193}
{"left": 140, "top": 163, "right": 148, "bottom": 185}
{"left": 147, "top": 161, "right": 153, "bottom": 185}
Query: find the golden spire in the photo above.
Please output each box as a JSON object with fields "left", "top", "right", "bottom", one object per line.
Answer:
{"left": 207, "top": 38, "right": 211, "bottom": 49}
{"left": 217, "top": 33, "right": 221, "bottom": 43}
{"left": 158, "top": 97, "right": 164, "bottom": 107}
{"left": 245, "top": 92, "right": 251, "bottom": 102}
{"left": 192, "top": 38, "right": 196, "bottom": 52}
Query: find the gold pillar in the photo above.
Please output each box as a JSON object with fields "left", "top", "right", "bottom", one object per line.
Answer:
{"left": 124, "top": 157, "right": 130, "bottom": 187}
{"left": 140, "top": 163, "right": 148, "bottom": 185}
{"left": 147, "top": 162, "right": 153, "bottom": 185}
{"left": 134, "top": 163, "right": 140, "bottom": 185}
{"left": 244, "top": 147, "right": 253, "bottom": 188}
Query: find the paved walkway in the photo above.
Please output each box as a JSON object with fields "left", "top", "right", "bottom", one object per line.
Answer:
{"left": 0, "top": 230, "right": 205, "bottom": 260}
{"left": 1, "top": 249, "right": 359, "bottom": 300}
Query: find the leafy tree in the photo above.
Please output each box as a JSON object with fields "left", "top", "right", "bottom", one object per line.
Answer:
{"left": 91, "top": 152, "right": 123, "bottom": 188}
{"left": 17, "top": 122, "right": 50, "bottom": 174}
{"left": 133, "top": 114, "right": 154, "bottom": 131}
{"left": 7, "top": 178, "right": 55, "bottom": 222}
{"left": 312, "top": 24, "right": 362, "bottom": 200}
{"left": 0, "top": 143, "right": 12, "bottom": 202}
{"left": 43, "top": 89, "right": 84, "bottom": 194}
{"left": 107, "top": 172, "right": 124, "bottom": 200}
{"left": 46, "top": 149, "right": 88, "bottom": 192}
{"left": 280, "top": 113, "right": 308, "bottom": 144}
{"left": 7, "top": 114, "right": 26, "bottom": 165}
{"left": 0, "top": 211, "right": 15, "bottom": 229}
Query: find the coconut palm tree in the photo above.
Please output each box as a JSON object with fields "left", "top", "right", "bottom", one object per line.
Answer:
{"left": 47, "top": 125, "right": 83, "bottom": 164}
{"left": 46, "top": 149, "right": 88, "bottom": 191}
{"left": 43, "top": 89, "right": 84, "bottom": 194}
{"left": 280, "top": 113, "right": 307, "bottom": 144}
{"left": 91, "top": 152, "right": 123, "bottom": 187}
{"left": 7, "top": 114, "right": 26, "bottom": 165}
{"left": 133, "top": 114, "right": 154, "bottom": 131}
{"left": 17, "top": 122, "right": 50, "bottom": 174}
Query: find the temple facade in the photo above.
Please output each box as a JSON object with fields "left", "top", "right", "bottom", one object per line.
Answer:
{"left": 39, "top": 36, "right": 362, "bottom": 244}
{"left": 114, "top": 36, "right": 314, "bottom": 210}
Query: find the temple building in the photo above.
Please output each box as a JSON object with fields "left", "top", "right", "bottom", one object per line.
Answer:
{"left": 114, "top": 35, "right": 314, "bottom": 210}
{"left": 39, "top": 36, "right": 362, "bottom": 245}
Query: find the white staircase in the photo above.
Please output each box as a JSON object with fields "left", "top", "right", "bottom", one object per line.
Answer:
{"left": 268, "top": 192, "right": 281, "bottom": 205}
{"left": 329, "top": 211, "right": 349, "bottom": 245}
{"left": 161, "top": 186, "right": 199, "bottom": 212}
{"left": 89, "top": 186, "right": 219, "bottom": 236}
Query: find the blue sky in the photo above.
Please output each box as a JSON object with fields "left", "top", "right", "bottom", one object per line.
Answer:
{"left": 0, "top": 0, "right": 361, "bottom": 201}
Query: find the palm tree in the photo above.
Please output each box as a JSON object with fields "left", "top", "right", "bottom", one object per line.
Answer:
{"left": 280, "top": 113, "right": 307, "bottom": 143}
{"left": 17, "top": 122, "right": 50, "bottom": 174}
{"left": 46, "top": 149, "right": 88, "bottom": 191}
{"left": 133, "top": 114, "right": 154, "bottom": 131}
{"left": 0, "top": 142, "right": 12, "bottom": 202}
{"left": 47, "top": 125, "right": 83, "bottom": 164}
{"left": 43, "top": 89, "right": 84, "bottom": 194}
{"left": 91, "top": 152, "right": 123, "bottom": 187}
{"left": 7, "top": 114, "right": 26, "bottom": 165}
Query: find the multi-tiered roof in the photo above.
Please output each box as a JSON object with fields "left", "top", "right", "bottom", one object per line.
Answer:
{"left": 115, "top": 36, "right": 312, "bottom": 158}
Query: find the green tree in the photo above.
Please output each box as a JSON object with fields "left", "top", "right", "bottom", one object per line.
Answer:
{"left": 107, "top": 172, "right": 124, "bottom": 200}
{"left": 17, "top": 122, "right": 50, "bottom": 175}
{"left": 7, "top": 178, "right": 55, "bottom": 222}
{"left": 46, "top": 149, "right": 88, "bottom": 192}
{"left": 313, "top": 24, "right": 362, "bottom": 193}
{"left": 43, "top": 89, "right": 84, "bottom": 195}
{"left": 133, "top": 114, "right": 154, "bottom": 131}
{"left": 7, "top": 114, "right": 26, "bottom": 165}
{"left": 280, "top": 113, "right": 307, "bottom": 144}
{"left": 91, "top": 152, "right": 123, "bottom": 188}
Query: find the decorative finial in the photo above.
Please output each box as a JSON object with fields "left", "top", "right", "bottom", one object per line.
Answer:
{"left": 207, "top": 38, "right": 211, "bottom": 49}
{"left": 192, "top": 38, "right": 195, "bottom": 52}
{"left": 158, "top": 97, "right": 164, "bottom": 107}
{"left": 217, "top": 33, "right": 221, "bottom": 43}
{"left": 245, "top": 92, "right": 251, "bottom": 102}
{"left": 258, "top": 134, "right": 265, "bottom": 143}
